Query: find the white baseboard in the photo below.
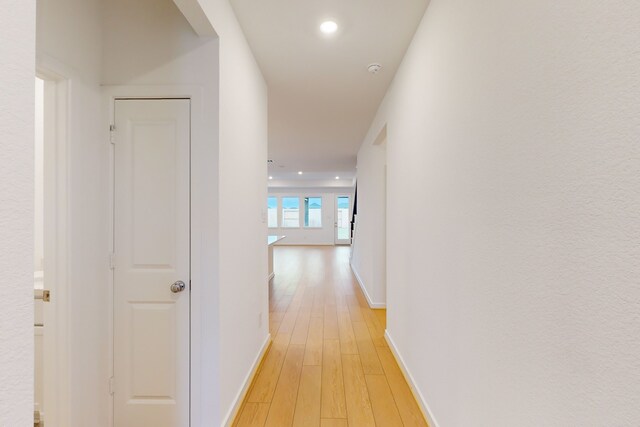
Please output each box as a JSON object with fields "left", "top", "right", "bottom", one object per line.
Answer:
{"left": 223, "top": 333, "right": 272, "bottom": 426}
{"left": 273, "top": 243, "right": 334, "bottom": 246}
{"left": 349, "top": 262, "right": 386, "bottom": 309}
{"left": 384, "top": 331, "right": 440, "bottom": 427}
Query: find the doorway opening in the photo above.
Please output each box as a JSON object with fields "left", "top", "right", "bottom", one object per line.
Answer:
{"left": 335, "top": 195, "right": 352, "bottom": 245}
{"left": 34, "top": 72, "right": 69, "bottom": 427}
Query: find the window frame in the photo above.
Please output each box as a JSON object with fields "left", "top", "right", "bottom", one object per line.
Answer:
{"left": 280, "top": 196, "right": 301, "bottom": 228}
{"left": 303, "top": 195, "right": 323, "bottom": 228}
{"left": 267, "top": 196, "right": 279, "bottom": 229}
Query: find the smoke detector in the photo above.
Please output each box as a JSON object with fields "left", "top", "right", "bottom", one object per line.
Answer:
{"left": 367, "top": 63, "right": 382, "bottom": 74}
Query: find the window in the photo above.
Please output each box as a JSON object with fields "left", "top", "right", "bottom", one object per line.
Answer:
{"left": 267, "top": 196, "right": 278, "bottom": 228}
{"left": 282, "top": 197, "right": 300, "bottom": 228}
{"left": 304, "top": 197, "right": 322, "bottom": 227}
{"left": 336, "top": 196, "right": 350, "bottom": 240}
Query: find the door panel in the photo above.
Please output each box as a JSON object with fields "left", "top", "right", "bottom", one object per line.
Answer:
{"left": 335, "top": 195, "right": 351, "bottom": 245}
{"left": 114, "top": 99, "right": 190, "bottom": 427}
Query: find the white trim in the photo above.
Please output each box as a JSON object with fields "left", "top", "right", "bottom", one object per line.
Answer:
{"left": 103, "top": 84, "right": 206, "bottom": 427}
{"left": 384, "top": 331, "right": 440, "bottom": 427}
{"left": 222, "top": 334, "right": 272, "bottom": 427}
{"left": 273, "top": 243, "right": 334, "bottom": 247}
{"left": 350, "top": 263, "right": 386, "bottom": 309}
{"left": 35, "top": 63, "right": 71, "bottom": 427}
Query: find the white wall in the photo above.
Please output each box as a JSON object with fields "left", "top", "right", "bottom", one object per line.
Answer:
{"left": 194, "top": 1, "right": 269, "bottom": 424}
{"left": 351, "top": 139, "right": 387, "bottom": 306}
{"left": 37, "top": 0, "right": 107, "bottom": 425}
{"left": 268, "top": 188, "right": 354, "bottom": 245}
{"left": 357, "top": 0, "right": 640, "bottom": 425}
{"left": 103, "top": 0, "right": 219, "bottom": 87}
{"left": 0, "top": 1, "right": 35, "bottom": 425}
{"left": 35, "top": 78, "right": 45, "bottom": 272}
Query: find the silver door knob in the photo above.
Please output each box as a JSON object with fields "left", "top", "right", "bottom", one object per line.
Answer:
{"left": 170, "top": 280, "right": 186, "bottom": 293}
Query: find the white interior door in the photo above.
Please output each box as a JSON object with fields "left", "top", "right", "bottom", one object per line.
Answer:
{"left": 335, "top": 195, "right": 351, "bottom": 245}
{"left": 113, "top": 99, "right": 190, "bottom": 427}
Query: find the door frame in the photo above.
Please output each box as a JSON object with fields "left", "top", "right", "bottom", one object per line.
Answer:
{"left": 334, "top": 194, "right": 352, "bottom": 245}
{"left": 104, "top": 85, "right": 209, "bottom": 427}
{"left": 36, "top": 57, "right": 71, "bottom": 427}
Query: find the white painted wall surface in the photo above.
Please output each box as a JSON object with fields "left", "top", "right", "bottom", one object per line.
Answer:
{"left": 103, "top": 0, "right": 219, "bottom": 87}
{"left": 358, "top": 0, "right": 640, "bottom": 425}
{"left": 351, "top": 142, "right": 387, "bottom": 306}
{"left": 192, "top": 1, "right": 269, "bottom": 424}
{"left": 37, "top": 0, "right": 107, "bottom": 425}
{"left": 268, "top": 189, "right": 354, "bottom": 245}
{"left": 0, "top": 1, "right": 35, "bottom": 425}
{"left": 34, "top": 78, "right": 45, "bottom": 272}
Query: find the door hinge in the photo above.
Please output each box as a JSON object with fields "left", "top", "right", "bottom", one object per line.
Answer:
{"left": 109, "top": 377, "right": 115, "bottom": 395}
{"left": 109, "top": 125, "right": 116, "bottom": 145}
{"left": 109, "top": 252, "right": 116, "bottom": 270}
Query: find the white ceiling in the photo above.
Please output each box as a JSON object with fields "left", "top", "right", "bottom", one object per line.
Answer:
{"left": 229, "top": 0, "right": 429, "bottom": 183}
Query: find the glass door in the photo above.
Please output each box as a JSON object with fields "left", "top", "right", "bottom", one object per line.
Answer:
{"left": 335, "top": 195, "right": 351, "bottom": 245}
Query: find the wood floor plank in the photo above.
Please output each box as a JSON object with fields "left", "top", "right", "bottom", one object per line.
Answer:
{"left": 337, "top": 310, "right": 358, "bottom": 355}
{"left": 362, "top": 309, "right": 387, "bottom": 348}
{"left": 279, "top": 309, "right": 300, "bottom": 334}
{"left": 292, "top": 365, "right": 322, "bottom": 427}
{"left": 300, "top": 288, "right": 315, "bottom": 313}
{"left": 321, "top": 340, "right": 347, "bottom": 419}
{"left": 323, "top": 304, "right": 339, "bottom": 340}
{"left": 272, "top": 296, "right": 292, "bottom": 314}
{"left": 376, "top": 346, "right": 429, "bottom": 427}
{"left": 335, "top": 294, "right": 349, "bottom": 311}
{"left": 374, "top": 309, "right": 386, "bottom": 329}
{"left": 365, "top": 374, "right": 404, "bottom": 427}
{"left": 311, "top": 289, "right": 324, "bottom": 318}
{"left": 291, "top": 309, "right": 312, "bottom": 346}
{"left": 320, "top": 419, "right": 348, "bottom": 427}
{"left": 270, "top": 311, "right": 285, "bottom": 323}
{"left": 304, "top": 316, "right": 324, "bottom": 365}
{"left": 342, "top": 354, "right": 376, "bottom": 427}
{"left": 286, "top": 288, "right": 305, "bottom": 314}
{"left": 265, "top": 345, "right": 305, "bottom": 427}
{"left": 352, "top": 281, "right": 371, "bottom": 307}
{"left": 248, "top": 333, "right": 291, "bottom": 403}
{"left": 234, "top": 402, "right": 270, "bottom": 427}
{"left": 346, "top": 294, "right": 365, "bottom": 322}
{"left": 269, "top": 321, "right": 281, "bottom": 337}
{"left": 352, "top": 321, "right": 383, "bottom": 375}
{"left": 323, "top": 284, "right": 336, "bottom": 306}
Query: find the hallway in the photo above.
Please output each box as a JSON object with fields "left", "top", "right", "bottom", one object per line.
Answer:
{"left": 234, "top": 246, "right": 428, "bottom": 427}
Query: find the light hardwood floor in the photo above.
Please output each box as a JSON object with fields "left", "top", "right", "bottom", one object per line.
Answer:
{"left": 233, "top": 246, "right": 428, "bottom": 427}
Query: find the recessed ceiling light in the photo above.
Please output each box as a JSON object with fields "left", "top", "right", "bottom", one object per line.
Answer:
{"left": 320, "top": 21, "right": 338, "bottom": 34}
{"left": 269, "top": 176, "right": 273, "bottom": 180}
{"left": 298, "top": 171, "right": 303, "bottom": 175}
{"left": 335, "top": 176, "right": 340, "bottom": 179}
